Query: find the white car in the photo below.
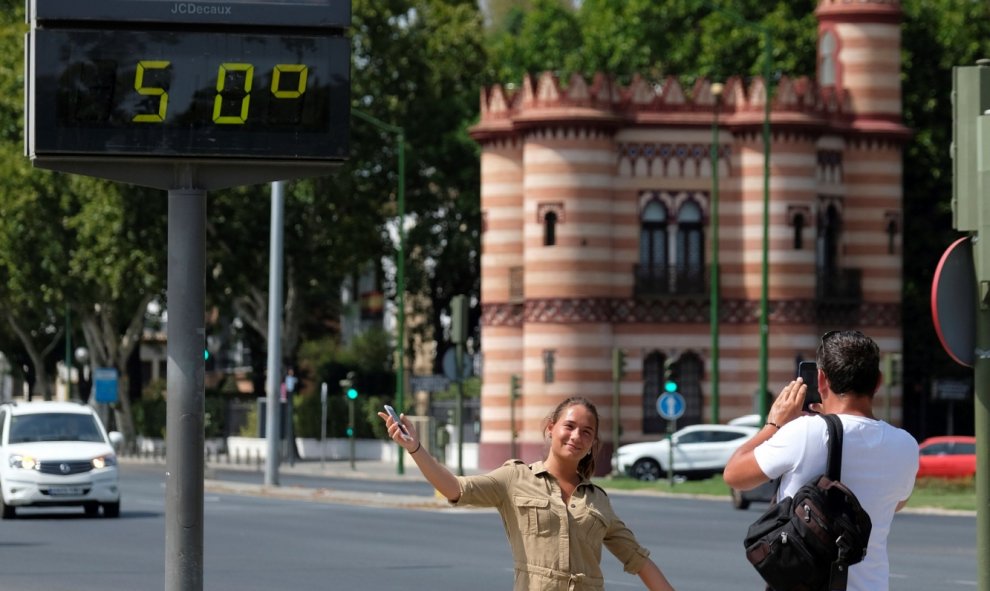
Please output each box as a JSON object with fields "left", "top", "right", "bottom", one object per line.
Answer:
{"left": 614, "top": 423, "right": 758, "bottom": 480}
{"left": 0, "top": 401, "right": 123, "bottom": 518}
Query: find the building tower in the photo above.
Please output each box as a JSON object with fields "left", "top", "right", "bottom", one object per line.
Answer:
{"left": 470, "top": 1, "right": 907, "bottom": 472}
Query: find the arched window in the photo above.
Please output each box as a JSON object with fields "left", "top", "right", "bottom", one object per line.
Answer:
{"left": 818, "top": 30, "right": 837, "bottom": 87}
{"left": 793, "top": 212, "right": 806, "bottom": 250}
{"left": 676, "top": 200, "right": 704, "bottom": 293}
{"left": 642, "top": 351, "right": 665, "bottom": 434}
{"left": 639, "top": 201, "right": 668, "bottom": 290}
{"left": 675, "top": 352, "right": 704, "bottom": 427}
{"left": 818, "top": 203, "right": 842, "bottom": 280}
{"left": 544, "top": 211, "right": 558, "bottom": 246}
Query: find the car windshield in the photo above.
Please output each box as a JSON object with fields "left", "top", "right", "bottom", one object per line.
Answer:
{"left": 8, "top": 413, "right": 105, "bottom": 444}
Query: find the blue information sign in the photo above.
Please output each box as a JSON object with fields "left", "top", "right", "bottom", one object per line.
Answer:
{"left": 657, "top": 391, "right": 685, "bottom": 420}
{"left": 93, "top": 367, "right": 119, "bottom": 403}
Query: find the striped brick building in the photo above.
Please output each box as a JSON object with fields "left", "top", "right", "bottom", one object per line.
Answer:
{"left": 469, "top": 0, "right": 908, "bottom": 471}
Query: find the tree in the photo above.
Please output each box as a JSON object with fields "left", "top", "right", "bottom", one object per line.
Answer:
{"left": 206, "top": 0, "right": 487, "bottom": 379}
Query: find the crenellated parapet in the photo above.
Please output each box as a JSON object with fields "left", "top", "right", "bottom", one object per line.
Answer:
{"left": 816, "top": 0, "right": 901, "bottom": 23}
{"left": 470, "top": 70, "right": 858, "bottom": 142}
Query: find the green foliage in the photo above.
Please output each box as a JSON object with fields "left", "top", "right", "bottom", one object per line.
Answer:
{"left": 899, "top": 0, "right": 990, "bottom": 390}
{"left": 133, "top": 380, "right": 168, "bottom": 438}
{"left": 292, "top": 329, "right": 397, "bottom": 438}
{"left": 485, "top": 0, "right": 817, "bottom": 86}
{"left": 132, "top": 379, "right": 230, "bottom": 439}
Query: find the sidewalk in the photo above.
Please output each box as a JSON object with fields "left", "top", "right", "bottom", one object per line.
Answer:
{"left": 120, "top": 454, "right": 481, "bottom": 510}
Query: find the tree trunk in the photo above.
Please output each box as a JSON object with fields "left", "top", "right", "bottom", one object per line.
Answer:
{"left": 6, "top": 312, "right": 62, "bottom": 401}
{"left": 80, "top": 295, "right": 152, "bottom": 452}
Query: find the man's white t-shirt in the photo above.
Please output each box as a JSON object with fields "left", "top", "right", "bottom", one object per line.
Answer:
{"left": 753, "top": 414, "right": 919, "bottom": 591}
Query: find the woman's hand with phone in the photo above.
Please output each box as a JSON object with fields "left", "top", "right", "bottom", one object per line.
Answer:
{"left": 378, "top": 405, "right": 419, "bottom": 452}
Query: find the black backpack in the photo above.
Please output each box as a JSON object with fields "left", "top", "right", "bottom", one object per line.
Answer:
{"left": 743, "top": 414, "right": 873, "bottom": 591}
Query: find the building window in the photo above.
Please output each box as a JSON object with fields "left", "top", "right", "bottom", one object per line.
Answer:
{"left": 794, "top": 212, "right": 806, "bottom": 249}
{"left": 885, "top": 213, "right": 900, "bottom": 255}
{"left": 642, "top": 351, "right": 665, "bottom": 434}
{"left": 639, "top": 200, "right": 668, "bottom": 269}
{"left": 538, "top": 203, "right": 564, "bottom": 247}
{"left": 675, "top": 200, "right": 704, "bottom": 292}
{"left": 818, "top": 201, "right": 842, "bottom": 280}
{"left": 818, "top": 30, "right": 838, "bottom": 87}
{"left": 543, "top": 350, "right": 556, "bottom": 384}
{"left": 544, "top": 211, "right": 558, "bottom": 246}
{"left": 637, "top": 194, "right": 708, "bottom": 295}
{"left": 676, "top": 352, "right": 703, "bottom": 427}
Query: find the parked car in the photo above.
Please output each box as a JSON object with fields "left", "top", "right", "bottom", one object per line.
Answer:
{"left": 917, "top": 435, "right": 977, "bottom": 479}
{"left": 0, "top": 401, "right": 123, "bottom": 518}
{"left": 730, "top": 478, "right": 779, "bottom": 510}
{"left": 614, "top": 424, "right": 758, "bottom": 481}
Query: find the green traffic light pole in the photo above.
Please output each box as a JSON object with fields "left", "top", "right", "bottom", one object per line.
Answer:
{"left": 707, "top": 3, "right": 773, "bottom": 424}
{"left": 710, "top": 82, "right": 724, "bottom": 424}
{"left": 353, "top": 109, "right": 407, "bottom": 475}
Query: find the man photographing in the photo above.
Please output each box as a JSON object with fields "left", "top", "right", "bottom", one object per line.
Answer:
{"left": 724, "top": 330, "right": 919, "bottom": 591}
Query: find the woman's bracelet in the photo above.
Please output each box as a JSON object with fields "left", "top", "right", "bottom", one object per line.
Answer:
{"left": 766, "top": 421, "right": 781, "bottom": 430}
{"left": 409, "top": 441, "right": 422, "bottom": 455}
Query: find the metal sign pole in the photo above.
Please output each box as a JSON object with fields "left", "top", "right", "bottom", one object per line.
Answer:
{"left": 264, "top": 181, "right": 285, "bottom": 486}
{"left": 165, "top": 187, "right": 206, "bottom": 591}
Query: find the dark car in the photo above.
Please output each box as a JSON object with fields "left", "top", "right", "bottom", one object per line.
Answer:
{"left": 730, "top": 477, "right": 779, "bottom": 510}
{"left": 917, "top": 436, "right": 976, "bottom": 479}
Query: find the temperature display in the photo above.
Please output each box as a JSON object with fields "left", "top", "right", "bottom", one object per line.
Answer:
{"left": 30, "top": 28, "right": 349, "bottom": 160}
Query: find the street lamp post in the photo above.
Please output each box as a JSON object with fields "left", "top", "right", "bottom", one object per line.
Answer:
{"left": 353, "top": 109, "right": 407, "bottom": 475}
{"left": 710, "top": 82, "right": 724, "bottom": 425}
{"left": 707, "top": 3, "right": 774, "bottom": 423}
{"left": 757, "top": 30, "right": 773, "bottom": 425}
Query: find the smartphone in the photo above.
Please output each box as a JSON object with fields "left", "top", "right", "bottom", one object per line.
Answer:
{"left": 383, "top": 404, "right": 411, "bottom": 440}
{"left": 798, "top": 361, "right": 821, "bottom": 412}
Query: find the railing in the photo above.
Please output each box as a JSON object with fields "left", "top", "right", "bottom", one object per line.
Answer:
{"left": 634, "top": 263, "right": 708, "bottom": 297}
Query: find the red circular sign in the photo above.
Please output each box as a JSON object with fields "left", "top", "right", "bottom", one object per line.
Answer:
{"left": 931, "top": 237, "right": 975, "bottom": 367}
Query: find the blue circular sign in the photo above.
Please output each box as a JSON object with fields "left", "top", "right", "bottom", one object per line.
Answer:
{"left": 657, "top": 392, "right": 685, "bottom": 420}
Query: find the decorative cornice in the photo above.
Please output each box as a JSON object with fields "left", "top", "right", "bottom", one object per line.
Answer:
{"left": 481, "top": 298, "right": 900, "bottom": 327}
{"left": 816, "top": 0, "right": 902, "bottom": 24}
{"left": 470, "top": 73, "right": 857, "bottom": 143}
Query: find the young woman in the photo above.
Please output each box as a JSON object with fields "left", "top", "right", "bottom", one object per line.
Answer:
{"left": 379, "top": 397, "right": 677, "bottom": 591}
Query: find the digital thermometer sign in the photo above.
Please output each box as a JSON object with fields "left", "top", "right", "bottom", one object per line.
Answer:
{"left": 26, "top": 0, "right": 351, "bottom": 187}
{"left": 31, "top": 29, "right": 348, "bottom": 160}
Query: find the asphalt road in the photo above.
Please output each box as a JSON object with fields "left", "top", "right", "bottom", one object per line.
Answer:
{"left": 0, "top": 463, "right": 976, "bottom": 590}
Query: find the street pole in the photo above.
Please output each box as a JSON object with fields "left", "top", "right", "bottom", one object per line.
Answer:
{"left": 165, "top": 187, "right": 206, "bottom": 591}
{"left": 352, "top": 109, "right": 406, "bottom": 475}
{"left": 64, "top": 304, "right": 71, "bottom": 402}
{"left": 974, "top": 63, "right": 990, "bottom": 591}
{"left": 758, "top": 29, "right": 773, "bottom": 425}
{"left": 952, "top": 60, "right": 990, "bottom": 591}
{"left": 320, "top": 382, "right": 327, "bottom": 470}
{"left": 264, "top": 180, "right": 285, "bottom": 487}
{"left": 710, "top": 82, "right": 723, "bottom": 425}
{"left": 705, "top": 3, "right": 773, "bottom": 424}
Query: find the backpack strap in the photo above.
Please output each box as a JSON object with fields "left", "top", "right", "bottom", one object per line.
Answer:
{"left": 821, "top": 414, "right": 844, "bottom": 482}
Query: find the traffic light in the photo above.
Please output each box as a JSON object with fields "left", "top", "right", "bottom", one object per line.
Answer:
{"left": 663, "top": 357, "right": 679, "bottom": 393}
{"left": 510, "top": 374, "right": 521, "bottom": 399}
{"left": 612, "top": 348, "right": 626, "bottom": 381}
{"left": 346, "top": 386, "right": 358, "bottom": 400}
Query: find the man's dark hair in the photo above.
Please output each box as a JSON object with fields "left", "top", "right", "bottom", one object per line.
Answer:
{"left": 816, "top": 330, "right": 880, "bottom": 397}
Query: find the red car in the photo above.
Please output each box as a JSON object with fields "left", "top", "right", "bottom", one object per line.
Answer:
{"left": 917, "top": 436, "right": 977, "bottom": 479}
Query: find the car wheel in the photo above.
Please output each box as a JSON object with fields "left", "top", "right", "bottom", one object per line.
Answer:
{"left": 730, "top": 488, "right": 750, "bottom": 510}
{"left": 102, "top": 501, "right": 120, "bottom": 518}
{"left": 84, "top": 503, "right": 100, "bottom": 517}
{"left": 0, "top": 491, "right": 14, "bottom": 519}
{"left": 631, "top": 459, "right": 662, "bottom": 481}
